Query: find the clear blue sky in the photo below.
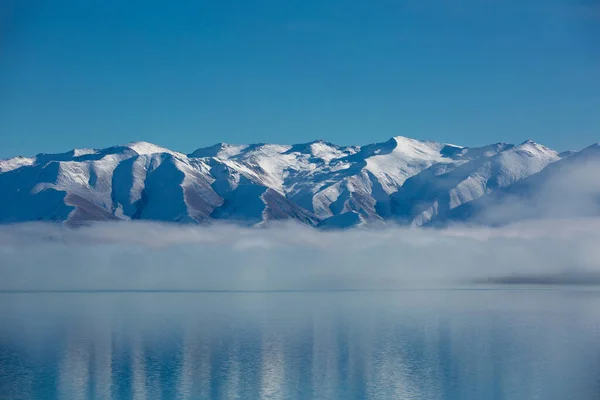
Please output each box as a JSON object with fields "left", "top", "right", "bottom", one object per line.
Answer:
{"left": 0, "top": 0, "right": 598, "bottom": 157}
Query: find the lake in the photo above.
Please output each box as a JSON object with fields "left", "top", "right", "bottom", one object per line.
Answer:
{"left": 0, "top": 290, "right": 599, "bottom": 399}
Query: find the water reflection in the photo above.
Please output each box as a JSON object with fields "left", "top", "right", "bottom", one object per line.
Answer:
{"left": 0, "top": 291, "right": 599, "bottom": 399}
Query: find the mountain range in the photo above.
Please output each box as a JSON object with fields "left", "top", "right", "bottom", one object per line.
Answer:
{"left": 1, "top": 136, "right": 598, "bottom": 228}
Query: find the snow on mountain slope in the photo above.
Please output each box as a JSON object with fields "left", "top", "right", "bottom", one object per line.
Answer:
{"left": 0, "top": 161, "right": 74, "bottom": 222}
{"left": 274, "top": 136, "right": 458, "bottom": 220}
{"left": 0, "top": 156, "right": 35, "bottom": 173}
{"left": 0, "top": 136, "right": 593, "bottom": 227}
{"left": 436, "top": 143, "right": 600, "bottom": 226}
{"left": 390, "top": 140, "right": 561, "bottom": 226}
{"left": 0, "top": 144, "right": 221, "bottom": 224}
{"left": 130, "top": 154, "right": 221, "bottom": 223}
{"left": 125, "top": 141, "right": 182, "bottom": 156}
{"left": 362, "top": 136, "right": 454, "bottom": 192}
{"left": 188, "top": 143, "right": 250, "bottom": 159}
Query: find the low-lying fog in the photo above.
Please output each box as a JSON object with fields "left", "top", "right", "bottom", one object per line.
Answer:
{"left": 1, "top": 218, "right": 599, "bottom": 291}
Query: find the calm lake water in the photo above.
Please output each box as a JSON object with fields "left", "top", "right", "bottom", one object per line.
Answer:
{"left": 0, "top": 290, "right": 599, "bottom": 399}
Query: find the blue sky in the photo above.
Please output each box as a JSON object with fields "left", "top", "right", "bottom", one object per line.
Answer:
{"left": 0, "top": 0, "right": 598, "bottom": 157}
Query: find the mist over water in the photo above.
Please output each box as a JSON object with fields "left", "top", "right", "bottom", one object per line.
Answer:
{"left": 1, "top": 219, "right": 600, "bottom": 291}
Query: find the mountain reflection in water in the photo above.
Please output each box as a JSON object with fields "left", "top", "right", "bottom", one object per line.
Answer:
{"left": 0, "top": 290, "right": 599, "bottom": 399}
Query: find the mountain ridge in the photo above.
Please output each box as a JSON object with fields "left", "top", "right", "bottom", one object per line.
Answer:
{"left": 1, "top": 136, "right": 597, "bottom": 228}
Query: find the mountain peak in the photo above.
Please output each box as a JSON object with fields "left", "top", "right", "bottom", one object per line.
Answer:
{"left": 189, "top": 143, "right": 249, "bottom": 159}
{"left": 515, "top": 139, "right": 556, "bottom": 155}
{"left": 0, "top": 155, "right": 35, "bottom": 173}
{"left": 391, "top": 135, "right": 422, "bottom": 145}
{"left": 124, "top": 141, "right": 174, "bottom": 155}
{"left": 310, "top": 138, "right": 328, "bottom": 144}
{"left": 391, "top": 135, "right": 446, "bottom": 145}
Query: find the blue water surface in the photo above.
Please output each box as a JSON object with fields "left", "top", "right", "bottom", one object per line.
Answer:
{"left": 0, "top": 290, "right": 598, "bottom": 399}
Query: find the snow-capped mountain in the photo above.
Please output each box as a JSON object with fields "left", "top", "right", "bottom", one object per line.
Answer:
{"left": 436, "top": 143, "right": 600, "bottom": 226}
{"left": 0, "top": 136, "right": 597, "bottom": 228}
